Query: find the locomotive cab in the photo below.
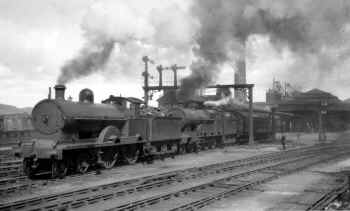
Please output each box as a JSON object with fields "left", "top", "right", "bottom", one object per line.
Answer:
{"left": 102, "top": 95, "right": 143, "bottom": 117}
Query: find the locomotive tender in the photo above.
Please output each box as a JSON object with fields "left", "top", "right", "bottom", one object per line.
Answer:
{"left": 20, "top": 85, "right": 273, "bottom": 178}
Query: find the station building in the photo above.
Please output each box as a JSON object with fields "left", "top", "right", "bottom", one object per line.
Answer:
{"left": 269, "top": 89, "right": 350, "bottom": 132}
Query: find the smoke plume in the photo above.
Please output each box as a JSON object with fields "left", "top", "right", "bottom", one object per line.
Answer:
{"left": 57, "top": 39, "right": 114, "bottom": 84}
{"left": 57, "top": 0, "right": 197, "bottom": 84}
{"left": 179, "top": 0, "right": 350, "bottom": 99}
{"left": 56, "top": 0, "right": 350, "bottom": 100}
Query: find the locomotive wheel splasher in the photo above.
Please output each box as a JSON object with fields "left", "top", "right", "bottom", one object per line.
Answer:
{"left": 97, "top": 126, "right": 121, "bottom": 168}
{"left": 97, "top": 125, "right": 120, "bottom": 143}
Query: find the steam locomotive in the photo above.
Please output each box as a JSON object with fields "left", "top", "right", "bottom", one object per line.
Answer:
{"left": 20, "top": 85, "right": 275, "bottom": 178}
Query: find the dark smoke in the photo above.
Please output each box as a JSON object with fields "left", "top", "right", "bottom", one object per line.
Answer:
{"left": 57, "top": 39, "right": 115, "bottom": 84}
{"left": 179, "top": 0, "right": 350, "bottom": 99}
{"left": 178, "top": 61, "right": 217, "bottom": 100}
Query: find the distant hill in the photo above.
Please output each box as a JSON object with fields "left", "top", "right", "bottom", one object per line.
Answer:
{"left": 0, "top": 103, "right": 32, "bottom": 115}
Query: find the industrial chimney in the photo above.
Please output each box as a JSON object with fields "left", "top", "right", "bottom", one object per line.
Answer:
{"left": 234, "top": 47, "right": 247, "bottom": 102}
{"left": 54, "top": 84, "right": 66, "bottom": 100}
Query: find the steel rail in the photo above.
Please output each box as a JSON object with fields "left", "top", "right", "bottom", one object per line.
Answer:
{"left": 306, "top": 177, "right": 348, "bottom": 210}
{"left": 107, "top": 148, "right": 350, "bottom": 211}
{"left": 0, "top": 145, "right": 339, "bottom": 211}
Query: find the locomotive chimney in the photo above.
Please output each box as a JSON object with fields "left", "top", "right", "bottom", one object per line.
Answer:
{"left": 54, "top": 84, "right": 66, "bottom": 100}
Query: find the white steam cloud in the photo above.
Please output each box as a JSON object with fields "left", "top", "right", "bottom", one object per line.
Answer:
{"left": 57, "top": 0, "right": 350, "bottom": 102}
{"left": 57, "top": 0, "right": 197, "bottom": 84}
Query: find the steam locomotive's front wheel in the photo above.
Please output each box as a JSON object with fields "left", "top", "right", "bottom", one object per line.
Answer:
{"left": 23, "top": 158, "right": 35, "bottom": 179}
{"left": 76, "top": 154, "right": 90, "bottom": 174}
{"left": 209, "top": 141, "right": 217, "bottom": 149}
{"left": 100, "top": 150, "right": 118, "bottom": 169}
{"left": 51, "top": 160, "right": 67, "bottom": 179}
{"left": 123, "top": 146, "right": 140, "bottom": 164}
{"left": 178, "top": 144, "right": 186, "bottom": 154}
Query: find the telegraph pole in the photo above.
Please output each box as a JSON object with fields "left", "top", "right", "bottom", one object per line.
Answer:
{"left": 156, "top": 64, "right": 185, "bottom": 88}
{"left": 318, "top": 100, "right": 328, "bottom": 143}
{"left": 248, "top": 86, "right": 254, "bottom": 145}
{"left": 157, "top": 65, "right": 163, "bottom": 87}
{"left": 271, "top": 107, "right": 276, "bottom": 142}
{"left": 142, "top": 56, "right": 153, "bottom": 107}
{"left": 171, "top": 64, "right": 185, "bottom": 87}
{"left": 142, "top": 56, "right": 185, "bottom": 107}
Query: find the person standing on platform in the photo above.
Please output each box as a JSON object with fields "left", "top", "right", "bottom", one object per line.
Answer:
{"left": 281, "top": 135, "right": 286, "bottom": 150}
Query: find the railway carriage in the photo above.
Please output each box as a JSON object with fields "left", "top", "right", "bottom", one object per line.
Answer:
{"left": 0, "top": 113, "right": 35, "bottom": 146}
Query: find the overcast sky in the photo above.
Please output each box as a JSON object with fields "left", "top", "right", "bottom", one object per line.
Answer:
{"left": 0, "top": 0, "right": 349, "bottom": 108}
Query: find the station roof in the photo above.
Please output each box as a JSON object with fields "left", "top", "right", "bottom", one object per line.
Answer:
{"left": 277, "top": 88, "right": 350, "bottom": 112}
{"left": 279, "top": 89, "right": 341, "bottom": 105}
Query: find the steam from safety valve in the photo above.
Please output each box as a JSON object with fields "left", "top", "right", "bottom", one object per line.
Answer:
{"left": 204, "top": 87, "right": 243, "bottom": 107}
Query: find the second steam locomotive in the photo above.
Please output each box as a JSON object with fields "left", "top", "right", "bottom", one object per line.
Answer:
{"left": 20, "top": 85, "right": 276, "bottom": 178}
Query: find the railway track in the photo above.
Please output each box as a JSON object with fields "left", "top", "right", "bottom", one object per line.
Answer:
{"left": 306, "top": 176, "right": 349, "bottom": 211}
{"left": 0, "top": 159, "right": 25, "bottom": 195}
{"left": 0, "top": 159, "right": 22, "bottom": 177}
{"left": 0, "top": 171, "right": 99, "bottom": 197}
{"left": 0, "top": 144, "right": 346, "bottom": 211}
{"left": 0, "top": 159, "right": 22, "bottom": 167}
{"left": 0, "top": 149, "right": 18, "bottom": 162}
{"left": 0, "top": 164, "right": 23, "bottom": 178}
{"left": 104, "top": 146, "right": 350, "bottom": 211}
{"left": 0, "top": 145, "right": 323, "bottom": 197}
